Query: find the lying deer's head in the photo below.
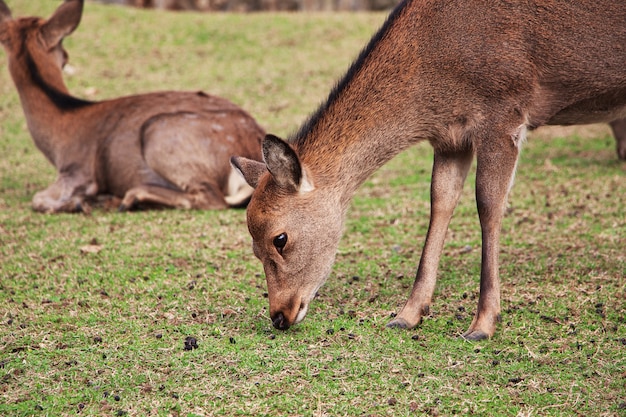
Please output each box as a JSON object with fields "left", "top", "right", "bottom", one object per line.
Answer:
{"left": 232, "top": 135, "right": 345, "bottom": 330}
{"left": 0, "top": 0, "right": 83, "bottom": 75}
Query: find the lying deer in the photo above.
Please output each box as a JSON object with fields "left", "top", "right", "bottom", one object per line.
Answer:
{"left": 0, "top": 0, "right": 264, "bottom": 213}
{"left": 232, "top": 0, "right": 626, "bottom": 340}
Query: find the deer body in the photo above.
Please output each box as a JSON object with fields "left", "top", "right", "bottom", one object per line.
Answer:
{"left": 233, "top": 0, "right": 626, "bottom": 339}
{"left": 0, "top": 0, "right": 264, "bottom": 213}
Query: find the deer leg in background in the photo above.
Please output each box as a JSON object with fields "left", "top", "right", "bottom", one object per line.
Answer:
{"left": 388, "top": 148, "right": 474, "bottom": 329}
{"left": 609, "top": 118, "right": 626, "bottom": 160}
{"left": 119, "top": 183, "right": 228, "bottom": 211}
{"left": 33, "top": 183, "right": 84, "bottom": 213}
{"left": 32, "top": 170, "right": 97, "bottom": 213}
{"left": 463, "top": 125, "right": 523, "bottom": 340}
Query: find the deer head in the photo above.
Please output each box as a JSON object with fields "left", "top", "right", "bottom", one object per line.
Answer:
{"left": 0, "top": 0, "right": 83, "bottom": 75}
{"left": 232, "top": 135, "right": 345, "bottom": 330}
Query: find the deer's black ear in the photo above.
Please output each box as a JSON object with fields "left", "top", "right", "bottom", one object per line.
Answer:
{"left": 230, "top": 156, "right": 266, "bottom": 189}
{"left": 41, "top": 0, "right": 83, "bottom": 48}
{"left": 262, "top": 134, "right": 314, "bottom": 193}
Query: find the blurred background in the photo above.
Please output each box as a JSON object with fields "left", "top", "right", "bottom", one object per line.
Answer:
{"left": 96, "top": 0, "right": 401, "bottom": 12}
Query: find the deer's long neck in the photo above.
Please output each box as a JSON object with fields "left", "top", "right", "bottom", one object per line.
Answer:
{"left": 290, "top": 0, "right": 434, "bottom": 203}
{"left": 10, "top": 50, "right": 92, "bottom": 165}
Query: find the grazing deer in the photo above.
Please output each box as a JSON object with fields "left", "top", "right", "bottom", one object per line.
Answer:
{"left": 0, "top": 0, "right": 264, "bottom": 213}
{"left": 232, "top": 0, "right": 626, "bottom": 340}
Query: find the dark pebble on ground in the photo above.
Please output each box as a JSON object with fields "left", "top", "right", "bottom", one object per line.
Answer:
{"left": 184, "top": 336, "right": 198, "bottom": 350}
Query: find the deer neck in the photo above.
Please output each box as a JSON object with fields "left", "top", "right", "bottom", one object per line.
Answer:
{"left": 294, "top": 114, "right": 423, "bottom": 206}
{"left": 9, "top": 52, "right": 92, "bottom": 165}
{"left": 290, "top": 4, "right": 433, "bottom": 206}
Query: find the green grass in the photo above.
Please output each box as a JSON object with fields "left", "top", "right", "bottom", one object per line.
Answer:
{"left": 1, "top": 1, "right": 625, "bottom": 416}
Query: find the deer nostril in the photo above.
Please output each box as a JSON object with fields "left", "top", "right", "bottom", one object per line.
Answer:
{"left": 271, "top": 312, "right": 290, "bottom": 330}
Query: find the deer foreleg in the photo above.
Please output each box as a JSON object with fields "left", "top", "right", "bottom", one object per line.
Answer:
{"left": 463, "top": 129, "right": 522, "bottom": 340}
{"left": 32, "top": 172, "right": 95, "bottom": 213}
{"left": 609, "top": 118, "right": 626, "bottom": 161}
{"left": 388, "top": 148, "right": 473, "bottom": 329}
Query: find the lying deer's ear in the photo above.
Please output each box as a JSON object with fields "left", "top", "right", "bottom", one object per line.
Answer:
{"left": 230, "top": 156, "right": 267, "bottom": 189}
{"left": 41, "top": 0, "right": 83, "bottom": 48}
{"left": 263, "top": 134, "right": 313, "bottom": 193}
{"left": 0, "top": 1, "right": 12, "bottom": 27}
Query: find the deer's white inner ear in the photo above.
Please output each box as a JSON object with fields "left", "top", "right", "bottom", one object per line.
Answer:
{"left": 299, "top": 167, "right": 314, "bottom": 193}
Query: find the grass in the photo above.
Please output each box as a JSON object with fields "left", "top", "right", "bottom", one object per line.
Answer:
{"left": 1, "top": 1, "right": 625, "bottom": 416}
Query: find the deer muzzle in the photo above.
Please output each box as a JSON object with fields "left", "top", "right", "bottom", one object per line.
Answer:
{"left": 270, "top": 301, "right": 309, "bottom": 330}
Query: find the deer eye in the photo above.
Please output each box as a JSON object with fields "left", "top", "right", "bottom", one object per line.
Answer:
{"left": 273, "top": 233, "right": 288, "bottom": 255}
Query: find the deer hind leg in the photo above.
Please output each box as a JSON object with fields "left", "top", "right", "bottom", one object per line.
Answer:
{"left": 388, "top": 148, "right": 474, "bottom": 329}
{"left": 119, "top": 183, "right": 228, "bottom": 211}
{"left": 609, "top": 118, "right": 626, "bottom": 160}
{"left": 463, "top": 126, "right": 523, "bottom": 340}
{"left": 136, "top": 114, "right": 240, "bottom": 210}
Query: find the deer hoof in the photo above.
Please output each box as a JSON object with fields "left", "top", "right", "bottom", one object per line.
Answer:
{"left": 461, "top": 329, "right": 490, "bottom": 341}
{"left": 119, "top": 195, "right": 139, "bottom": 212}
{"left": 386, "top": 317, "right": 412, "bottom": 329}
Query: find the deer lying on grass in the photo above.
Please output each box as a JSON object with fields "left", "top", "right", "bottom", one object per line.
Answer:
{"left": 232, "top": 0, "right": 626, "bottom": 340}
{"left": 0, "top": 0, "right": 264, "bottom": 213}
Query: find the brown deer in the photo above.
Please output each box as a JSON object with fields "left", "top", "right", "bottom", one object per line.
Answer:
{"left": 232, "top": 0, "right": 626, "bottom": 340}
{"left": 0, "top": 0, "right": 264, "bottom": 213}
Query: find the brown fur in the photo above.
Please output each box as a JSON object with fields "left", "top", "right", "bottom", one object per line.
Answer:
{"left": 233, "top": 0, "right": 626, "bottom": 339}
{"left": 0, "top": 0, "right": 264, "bottom": 213}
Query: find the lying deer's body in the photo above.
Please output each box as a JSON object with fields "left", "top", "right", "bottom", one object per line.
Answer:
{"left": 233, "top": 0, "right": 626, "bottom": 340}
{"left": 0, "top": 0, "right": 264, "bottom": 213}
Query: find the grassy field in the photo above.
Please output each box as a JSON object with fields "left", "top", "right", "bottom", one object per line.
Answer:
{"left": 1, "top": 1, "right": 625, "bottom": 416}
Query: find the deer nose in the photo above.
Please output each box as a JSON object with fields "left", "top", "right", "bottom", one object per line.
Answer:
{"left": 271, "top": 312, "right": 291, "bottom": 330}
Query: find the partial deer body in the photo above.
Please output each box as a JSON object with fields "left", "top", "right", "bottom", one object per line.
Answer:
{"left": 0, "top": 0, "right": 264, "bottom": 213}
{"left": 233, "top": 0, "right": 626, "bottom": 339}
